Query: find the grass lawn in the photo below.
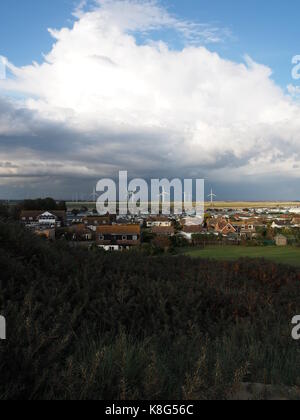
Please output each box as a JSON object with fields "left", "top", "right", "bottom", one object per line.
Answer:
{"left": 183, "top": 246, "right": 300, "bottom": 267}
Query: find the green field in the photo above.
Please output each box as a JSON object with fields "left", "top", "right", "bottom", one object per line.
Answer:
{"left": 184, "top": 246, "right": 300, "bottom": 267}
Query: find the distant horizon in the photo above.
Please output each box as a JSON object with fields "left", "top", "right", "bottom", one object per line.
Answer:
{"left": 2, "top": 198, "right": 300, "bottom": 205}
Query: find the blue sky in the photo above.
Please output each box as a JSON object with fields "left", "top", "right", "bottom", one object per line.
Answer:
{"left": 0, "top": 0, "right": 298, "bottom": 88}
{"left": 0, "top": 0, "right": 75, "bottom": 65}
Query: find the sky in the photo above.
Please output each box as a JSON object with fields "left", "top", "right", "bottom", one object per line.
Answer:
{"left": 0, "top": 0, "right": 300, "bottom": 200}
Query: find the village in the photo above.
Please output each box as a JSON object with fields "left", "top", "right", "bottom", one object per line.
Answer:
{"left": 19, "top": 203, "right": 300, "bottom": 252}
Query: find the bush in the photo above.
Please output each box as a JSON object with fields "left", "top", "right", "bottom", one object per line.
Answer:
{"left": 0, "top": 222, "right": 299, "bottom": 399}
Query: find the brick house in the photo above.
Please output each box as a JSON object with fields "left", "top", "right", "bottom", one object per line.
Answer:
{"left": 83, "top": 214, "right": 116, "bottom": 229}
{"left": 232, "top": 220, "right": 260, "bottom": 239}
{"left": 150, "top": 226, "right": 175, "bottom": 237}
{"left": 271, "top": 220, "right": 290, "bottom": 229}
{"left": 214, "top": 219, "right": 236, "bottom": 236}
{"left": 68, "top": 224, "right": 93, "bottom": 241}
{"left": 20, "top": 210, "right": 66, "bottom": 228}
{"left": 180, "top": 225, "right": 203, "bottom": 241}
{"left": 96, "top": 224, "right": 141, "bottom": 251}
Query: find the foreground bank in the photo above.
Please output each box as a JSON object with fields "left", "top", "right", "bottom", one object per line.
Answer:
{"left": 0, "top": 222, "right": 299, "bottom": 400}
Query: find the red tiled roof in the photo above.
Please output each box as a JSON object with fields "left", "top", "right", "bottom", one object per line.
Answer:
{"left": 147, "top": 216, "right": 170, "bottom": 222}
{"left": 182, "top": 225, "right": 203, "bottom": 234}
{"left": 96, "top": 224, "right": 141, "bottom": 235}
{"left": 151, "top": 226, "right": 175, "bottom": 235}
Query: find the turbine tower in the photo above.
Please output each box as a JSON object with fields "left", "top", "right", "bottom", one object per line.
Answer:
{"left": 89, "top": 188, "right": 98, "bottom": 202}
{"left": 158, "top": 187, "right": 169, "bottom": 204}
{"left": 208, "top": 188, "right": 217, "bottom": 206}
{"left": 127, "top": 190, "right": 137, "bottom": 204}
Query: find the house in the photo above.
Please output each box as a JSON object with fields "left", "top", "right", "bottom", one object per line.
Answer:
{"left": 180, "top": 225, "right": 203, "bottom": 241}
{"left": 150, "top": 226, "right": 175, "bottom": 237}
{"left": 182, "top": 225, "right": 203, "bottom": 234}
{"left": 214, "top": 219, "right": 236, "bottom": 236}
{"left": 271, "top": 220, "right": 289, "bottom": 229}
{"left": 68, "top": 224, "right": 93, "bottom": 241}
{"left": 96, "top": 224, "right": 141, "bottom": 251}
{"left": 180, "top": 216, "right": 204, "bottom": 227}
{"left": 34, "top": 228, "right": 56, "bottom": 241}
{"left": 206, "top": 218, "right": 218, "bottom": 231}
{"left": 221, "top": 223, "right": 237, "bottom": 236}
{"left": 83, "top": 214, "right": 115, "bottom": 229}
{"left": 66, "top": 212, "right": 86, "bottom": 225}
{"left": 289, "top": 208, "right": 300, "bottom": 215}
{"left": 291, "top": 217, "right": 300, "bottom": 226}
{"left": 232, "top": 220, "right": 259, "bottom": 239}
{"left": 146, "top": 216, "right": 172, "bottom": 228}
{"left": 275, "top": 234, "right": 288, "bottom": 247}
{"left": 20, "top": 210, "right": 66, "bottom": 228}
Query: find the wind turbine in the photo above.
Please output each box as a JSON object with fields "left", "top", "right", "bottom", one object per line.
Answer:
{"left": 208, "top": 188, "right": 217, "bottom": 206}
{"left": 158, "top": 187, "right": 170, "bottom": 204}
{"left": 128, "top": 189, "right": 140, "bottom": 204}
{"left": 89, "top": 187, "right": 98, "bottom": 202}
{"left": 127, "top": 190, "right": 136, "bottom": 204}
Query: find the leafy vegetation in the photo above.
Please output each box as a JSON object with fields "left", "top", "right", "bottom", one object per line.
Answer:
{"left": 20, "top": 198, "right": 66, "bottom": 211}
{"left": 0, "top": 222, "right": 300, "bottom": 400}
{"left": 0, "top": 199, "right": 66, "bottom": 224}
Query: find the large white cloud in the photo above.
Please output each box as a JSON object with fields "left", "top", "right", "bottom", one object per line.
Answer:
{"left": 0, "top": 0, "right": 300, "bottom": 197}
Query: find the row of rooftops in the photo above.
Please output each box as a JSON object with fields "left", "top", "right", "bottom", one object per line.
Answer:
{"left": 20, "top": 211, "right": 175, "bottom": 225}
{"left": 20, "top": 210, "right": 67, "bottom": 220}
{"left": 20, "top": 209, "right": 300, "bottom": 223}
{"left": 20, "top": 209, "right": 300, "bottom": 246}
{"left": 20, "top": 209, "right": 300, "bottom": 229}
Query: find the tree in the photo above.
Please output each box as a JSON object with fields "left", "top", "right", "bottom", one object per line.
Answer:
{"left": 21, "top": 198, "right": 66, "bottom": 211}
{"left": 0, "top": 203, "right": 9, "bottom": 220}
{"left": 170, "top": 234, "right": 189, "bottom": 248}
{"left": 141, "top": 230, "right": 156, "bottom": 244}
